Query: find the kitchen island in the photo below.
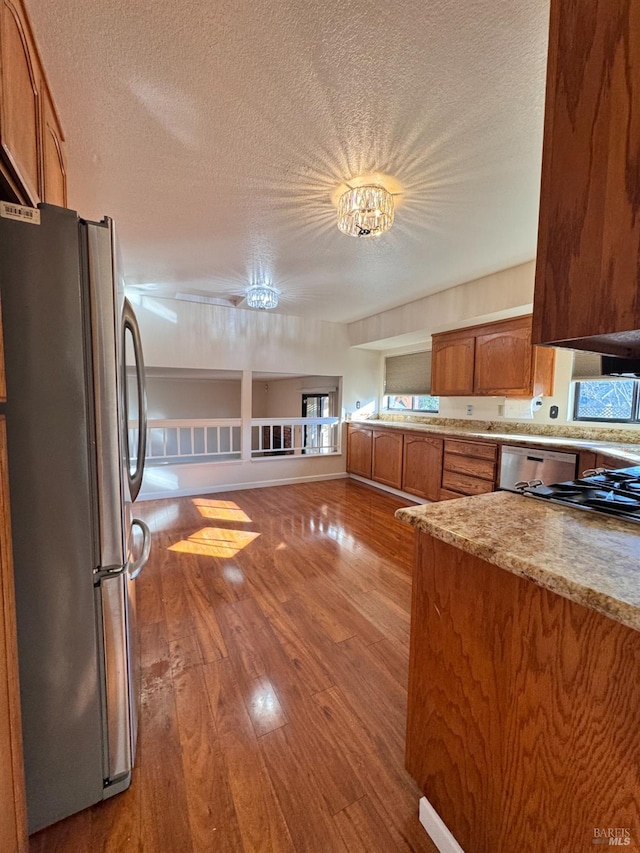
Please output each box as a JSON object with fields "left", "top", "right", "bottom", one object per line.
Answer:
{"left": 396, "top": 492, "right": 640, "bottom": 852}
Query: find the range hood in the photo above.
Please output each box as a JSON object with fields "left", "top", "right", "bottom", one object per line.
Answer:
{"left": 573, "top": 351, "right": 640, "bottom": 380}
{"left": 601, "top": 355, "right": 640, "bottom": 377}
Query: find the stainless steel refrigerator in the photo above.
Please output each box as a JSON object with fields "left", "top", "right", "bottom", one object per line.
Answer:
{"left": 0, "top": 202, "right": 151, "bottom": 833}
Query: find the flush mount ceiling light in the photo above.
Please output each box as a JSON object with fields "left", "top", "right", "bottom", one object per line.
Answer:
{"left": 337, "top": 184, "right": 395, "bottom": 238}
{"left": 246, "top": 283, "right": 278, "bottom": 310}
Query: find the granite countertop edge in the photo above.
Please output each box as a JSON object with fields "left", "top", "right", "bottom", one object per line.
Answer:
{"left": 396, "top": 493, "right": 640, "bottom": 634}
{"left": 350, "top": 418, "right": 640, "bottom": 464}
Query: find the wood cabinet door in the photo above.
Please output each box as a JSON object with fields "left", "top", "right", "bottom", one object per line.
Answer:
{"left": 0, "top": 0, "right": 40, "bottom": 204}
{"left": 346, "top": 426, "right": 373, "bottom": 479}
{"left": 0, "top": 418, "right": 27, "bottom": 852}
{"left": 402, "top": 434, "right": 443, "bottom": 501}
{"left": 474, "top": 320, "right": 532, "bottom": 396}
{"left": 41, "top": 84, "right": 66, "bottom": 206}
{"left": 371, "top": 430, "right": 403, "bottom": 489}
{"left": 431, "top": 332, "right": 475, "bottom": 396}
{"left": 533, "top": 0, "right": 640, "bottom": 352}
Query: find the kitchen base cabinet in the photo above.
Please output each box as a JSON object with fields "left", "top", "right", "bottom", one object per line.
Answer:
{"left": 346, "top": 425, "right": 373, "bottom": 479}
{"left": 402, "top": 434, "right": 443, "bottom": 501}
{"left": 441, "top": 439, "right": 497, "bottom": 498}
{"left": 407, "top": 532, "right": 640, "bottom": 852}
{"left": 371, "top": 429, "right": 403, "bottom": 490}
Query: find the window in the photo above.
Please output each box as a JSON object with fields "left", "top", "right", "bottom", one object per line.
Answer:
{"left": 383, "top": 351, "right": 438, "bottom": 412}
{"left": 385, "top": 394, "right": 439, "bottom": 413}
{"left": 573, "top": 380, "right": 638, "bottom": 422}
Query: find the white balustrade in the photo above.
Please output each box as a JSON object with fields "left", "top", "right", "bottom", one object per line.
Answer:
{"left": 250, "top": 417, "right": 340, "bottom": 457}
{"left": 129, "top": 417, "right": 341, "bottom": 465}
{"left": 130, "top": 419, "right": 242, "bottom": 464}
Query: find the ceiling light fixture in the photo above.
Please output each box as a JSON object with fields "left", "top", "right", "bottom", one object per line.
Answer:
{"left": 337, "top": 184, "right": 395, "bottom": 238}
{"left": 246, "top": 283, "right": 278, "bottom": 310}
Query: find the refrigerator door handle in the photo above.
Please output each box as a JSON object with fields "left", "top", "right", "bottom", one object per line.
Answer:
{"left": 128, "top": 519, "right": 151, "bottom": 580}
{"left": 123, "top": 299, "right": 147, "bottom": 501}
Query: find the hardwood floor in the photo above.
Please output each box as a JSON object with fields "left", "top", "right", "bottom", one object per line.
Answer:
{"left": 29, "top": 480, "right": 436, "bottom": 852}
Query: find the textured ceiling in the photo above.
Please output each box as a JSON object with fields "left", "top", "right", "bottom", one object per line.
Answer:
{"left": 25, "top": 0, "right": 550, "bottom": 324}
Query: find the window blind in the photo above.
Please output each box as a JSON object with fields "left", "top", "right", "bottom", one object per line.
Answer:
{"left": 571, "top": 351, "right": 603, "bottom": 380}
{"left": 384, "top": 351, "right": 432, "bottom": 395}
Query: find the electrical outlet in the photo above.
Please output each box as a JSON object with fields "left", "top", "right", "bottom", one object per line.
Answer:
{"left": 466, "top": 404, "right": 473, "bottom": 416}
{"left": 355, "top": 401, "right": 361, "bottom": 409}
{"left": 498, "top": 404, "right": 505, "bottom": 417}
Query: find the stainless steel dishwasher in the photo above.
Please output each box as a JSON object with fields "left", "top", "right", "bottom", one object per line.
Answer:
{"left": 498, "top": 445, "right": 577, "bottom": 491}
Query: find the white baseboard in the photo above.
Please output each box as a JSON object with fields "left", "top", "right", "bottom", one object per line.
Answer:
{"left": 348, "top": 473, "right": 427, "bottom": 505}
{"left": 419, "top": 797, "right": 465, "bottom": 853}
{"left": 137, "top": 471, "right": 348, "bottom": 501}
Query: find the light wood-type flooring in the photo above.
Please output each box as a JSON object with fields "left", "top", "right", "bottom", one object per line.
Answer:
{"left": 30, "top": 479, "right": 437, "bottom": 852}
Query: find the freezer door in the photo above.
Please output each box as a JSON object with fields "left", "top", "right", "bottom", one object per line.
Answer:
{"left": 99, "top": 571, "right": 132, "bottom": 784}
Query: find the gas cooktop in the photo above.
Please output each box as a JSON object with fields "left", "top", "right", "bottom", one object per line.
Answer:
{"left": 516, "top": 465, "right": 640, "bottom": 523}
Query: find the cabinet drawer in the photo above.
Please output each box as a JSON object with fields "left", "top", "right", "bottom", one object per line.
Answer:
{"left": 439, "top": 488, "right": 465, "bottom": 501}
{"left": 443, "top": 453, "right": 495, "bottom": 482}
{"left": 442, "top": 470, "right": 495, "bottom": 496}
{"left": 444, "top": 439, "right": 497, "bottom": 461}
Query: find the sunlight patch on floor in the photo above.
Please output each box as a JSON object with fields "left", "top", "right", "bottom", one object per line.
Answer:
{"left": 169, "top": 526, "right": 259, "bottom": 558}
{"left": 192, "top": 497, "right": 253, "bottom": 523}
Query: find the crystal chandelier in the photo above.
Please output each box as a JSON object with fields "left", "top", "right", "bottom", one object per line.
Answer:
{"left": 337, "top": 184, "right": 395, "bottom": 237}
{"left": 246, "top": 283, "right": 278, "bottom": 310}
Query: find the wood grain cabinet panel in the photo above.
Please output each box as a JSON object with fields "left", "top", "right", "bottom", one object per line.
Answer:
{"left": 401, "top": 434, "right": 443, "bottom": 501}
{"left": 346, "top": 425, "right": 373, "bottom": 479}
{"left": 371, "top": 429, "right": 403, "bottom": 490}
{"left": 441, "top": 469, "right": 494, "bottom": 496}
{"left": 444, "top": 439, "right": 496, "bottom": 461}
{"left": 41, "top": 85, "right": 66, "bottom": 207}
{"left": 441, "top": 453, "right": 495, "bottom": 481}
{"left": 430, "top": 331, "right": 475, "bottom": 396}
{"left": 0, "top": 0, "right": 66, "bottom": 207}
{"left": 533, "top": 0, "right": 640, "bottom": 356}
{"left": 474, "top": 322, "right": 531, "bottom": 396}
{"left": 0, "top": 418, "right": 27, "bottom": 852}
{"left": 0, "top": 0, "right": 40, "bottom": 204}
{"left": 407, "top": 532, "right": 640, "bottom": 851}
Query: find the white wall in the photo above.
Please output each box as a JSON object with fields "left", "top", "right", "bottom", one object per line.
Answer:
{"left": 252, "top": 375, "right": 340, "bottom": 418}
{"left": 146, "top": 377, "right": 241, "bottom": 419}
{"left": 349, "top": 262, "right": 535, "bottom": 348}
{"left": 132, "top": 296, "right": 381, "bottom": 498}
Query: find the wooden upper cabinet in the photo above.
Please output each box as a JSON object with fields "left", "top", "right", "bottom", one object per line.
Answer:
{"left": 474, "top": 321, "right": 531, "bottom": 396}
{"left": 431, "top": 330, "right": 475, "bottom": 396}
{"left": 41, "top": 85, "right": 66, "bottom": 207}
{"left": 432, "top": 316, "right": 555, "bottom": 398}
{"left": 402, "top": 434, "right": 443, "bottom": 501}
{"left": 371, "top": 429, "right": 403, "bottom": 490}
{"left": 474, "top": 317, "right": 554, "bottom": 397}
{"left": 0, "top": 0, "right": 40, "bottom": 204}
{"left": 0, "top": 0, "right": 66, "bottom": 207}
{"left": 533, "top": 0, "right": 640, "bottom": 356}
{"left": 346, "top": 425, "right": 373, "bottom": 479}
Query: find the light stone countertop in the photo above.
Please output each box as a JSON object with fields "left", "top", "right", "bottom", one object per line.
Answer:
{"left": 350, "top": 417, "right": 640, "bottom": 465}
{"left": 395, "top": 491, "right": 640, "bottom": 633}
